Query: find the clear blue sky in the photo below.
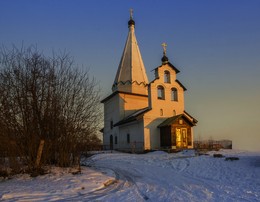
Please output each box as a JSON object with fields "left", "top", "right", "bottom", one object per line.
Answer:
{"left": 1, "top": 0, "right": 260, "bottom": 151}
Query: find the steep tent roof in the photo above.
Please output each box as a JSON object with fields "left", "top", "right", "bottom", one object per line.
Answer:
{"left": 112, "top": 12, "right": 148, "bottom": 91}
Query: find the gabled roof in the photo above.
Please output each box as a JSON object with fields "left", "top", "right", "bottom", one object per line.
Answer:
{"left": 157, "top": 113, "right": 196, "bottom": 128}
{"left": 176, "top": 79, "right": 187, "bottom": 91}
{"left": 152, "top": 61, "right": 180, "bottom": 74}
{"left": 150, "top": 61, "right": 186, "bottom": 91}
{"left": 114, "top": 107, "right": 151, "bottom": 127}
{"left": 184, "top": 110, "right": 198, "bottom": 124}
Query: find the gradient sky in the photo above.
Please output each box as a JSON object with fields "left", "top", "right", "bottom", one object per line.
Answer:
{"left": 1, "top": 0, "right": 260, "bottom": 151}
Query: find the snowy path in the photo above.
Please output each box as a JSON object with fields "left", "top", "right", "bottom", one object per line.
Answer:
{"left": 0, "top": 150, "right": 260, "bottom": 201}
{"left": 85, "top": 150, "right": 260, "bottom": 201}
{"left": 86, "top": 153, "right": 210, "bottom": 201}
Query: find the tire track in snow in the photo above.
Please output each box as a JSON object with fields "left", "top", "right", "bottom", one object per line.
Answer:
{"left": 169, "top": 157, "right": 190, "bottom": 172}
{"left": 78, "top": 157, "right": 149, "bottom": 201}
{"left": 170, "top": 157, "right": 253, "bottom": 202}
{"left": 111, "top": 167, "right": 149, "bottom": 201}
{"left": 83, "top": 154, "right": 189, "bottom": 201}
{"left": 60, "top": 166, "right": 127, "bottom": 201}
{"left": 82, "top": 153, "right": 257, "bottom": 201}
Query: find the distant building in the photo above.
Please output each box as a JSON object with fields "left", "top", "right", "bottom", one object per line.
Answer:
{"left": 101, "top": 11, "right": 197, "bottom": 152}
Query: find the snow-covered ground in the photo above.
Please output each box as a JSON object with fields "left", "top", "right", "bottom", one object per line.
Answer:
{"left": 1, "top": 149, "right": 260, "bottom": 201}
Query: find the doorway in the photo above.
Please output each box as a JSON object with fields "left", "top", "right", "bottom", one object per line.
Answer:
{"left": 176, "top": 128, "right": 187, "bottom": 148}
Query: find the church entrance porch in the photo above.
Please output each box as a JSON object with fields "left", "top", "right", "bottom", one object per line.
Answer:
{"left": 158, "top": 114, "right": 195, "bottom": 150}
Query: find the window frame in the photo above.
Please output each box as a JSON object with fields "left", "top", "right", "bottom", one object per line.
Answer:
{"left": 171, "top": 88, "right": 178, "bottom": 101}
{"left": 164, "top": 70, "right": 171, "bottom": 83}
{"left": 157, "top": 85, "right": 165, "bottom": 100}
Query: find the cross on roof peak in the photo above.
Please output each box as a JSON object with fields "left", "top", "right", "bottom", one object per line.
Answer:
{"left": 162, "top": 42, "right": 167, "bottom": 55}
{"left": 130, "top": 8, "right": 133, "bottom": 19}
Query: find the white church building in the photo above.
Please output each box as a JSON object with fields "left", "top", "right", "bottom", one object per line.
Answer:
{"left": 101, "top": 11, "right": 197, "bottom": 152}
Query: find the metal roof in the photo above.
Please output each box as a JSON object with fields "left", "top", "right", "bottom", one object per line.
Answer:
{"left": 113, "top": 16, "right": 149, "bottom": 92}
{"left": 114, "top": 107, "right": 151, "bottom": 127}
{"left": 157, "top": 114, "right": 196, "bottom": 128}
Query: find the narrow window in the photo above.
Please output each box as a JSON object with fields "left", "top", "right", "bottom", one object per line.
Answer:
{"left": 110, "top": 120, "right": 113, "bottom": 129}
{"left": 164, "top": 71, "right": 170, "bottom": 83}
{"left": 171, "top": 88, "right": 178, "bottom": 101}
{"left": 115, "top": 136, "right": 118, "bottom": 144}
{"left": 160, "top": 109, "right": 163, "bottom": 116}
{"left": 173, "top": 110, "right": 176, "bottom": 116}
{"left": 127, "top": 134, "right": 130, "bottom": 144}
{"left": 157, "top": 86, "right": 165, "bottom": 100}
{"left": 110, "top": 135, "right": 113, "bottom": 150}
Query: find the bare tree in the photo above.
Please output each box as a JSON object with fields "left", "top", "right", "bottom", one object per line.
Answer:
{"left": 0, "top": 45, "right": 101, "bottom": 174}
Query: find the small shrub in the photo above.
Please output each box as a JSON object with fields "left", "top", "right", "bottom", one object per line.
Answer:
{"left": 0, "top": 169, "right": 9, "bottom": 179}
{"left": 225, "top": 157, "right": 239, "bottom": 161}
{"left": 29, "top": 168, "right": 46, "bottom": 177}
{"left": 213, "top": 154, "right": 224, "bottom": 158}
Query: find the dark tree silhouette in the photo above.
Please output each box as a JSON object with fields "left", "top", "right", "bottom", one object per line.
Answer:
{"left": 0, "top": 46, "right": 101, "bottom": 174}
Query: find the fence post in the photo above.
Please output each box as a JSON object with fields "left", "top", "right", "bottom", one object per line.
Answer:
{"left": 35, "top": 140, "right": 45, "bottom": 169}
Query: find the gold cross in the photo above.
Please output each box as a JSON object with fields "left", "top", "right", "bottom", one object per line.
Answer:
{"left": 130, "top": 8, "right": 133, "bottom": 19}
{"left": 162, "top": 42, "right": 167, "bottom": 55}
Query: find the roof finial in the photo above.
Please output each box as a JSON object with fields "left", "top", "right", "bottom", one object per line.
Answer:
{"left": 130, "top": 8, "right": 133, "bottom": 20}
{"left": 162, "top": 42, "right": 167, "bottom": 56}
{"left": 161, "top": 42, "right": 169, "bottom": 64}
{"left": 128, "top": 8, "right": 135, "bottom": 27}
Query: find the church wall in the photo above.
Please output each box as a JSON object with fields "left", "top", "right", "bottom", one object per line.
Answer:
{"left": 149, "top": 64, "right": 185, "bottom": 117}
{"left": 149, "top": 84, "right": 184, "bottom": 116}
{"left": 117, "top": 120, "right": 145, "bottom": 152}
{"left": 119, "top": 92, "right": 149, "bottom": 119}
{"left": 143, "top": 116, "right": 164, "bottom": 150}
{"left": 103, "top": 94, "right": 121, "bottom": 148}
{"left": 103, "top": 92, "right": 148, "bottom": 149}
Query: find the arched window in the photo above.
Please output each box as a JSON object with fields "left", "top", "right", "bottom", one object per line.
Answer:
{"left": 164, "top": 71, "right": 170, "bottom": 83}
{"left": 171, "top": 88, "right": 178, "bottom": 101}
{"left": 157, "top": 86, "right": 165, "bottom": 100}
{"left": 127, "top": 134, "right": 130, "bottom": 144}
